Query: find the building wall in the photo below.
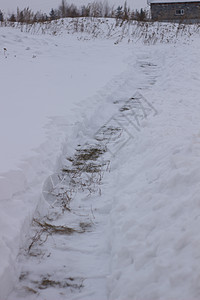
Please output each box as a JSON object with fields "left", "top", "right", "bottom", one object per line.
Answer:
{"left": 151, "top": 2, "right": 200, "bottom": 21}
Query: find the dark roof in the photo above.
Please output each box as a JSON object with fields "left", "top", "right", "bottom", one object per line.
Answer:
{"left": 148, "top": 0, "right": 200, "bottom": 3}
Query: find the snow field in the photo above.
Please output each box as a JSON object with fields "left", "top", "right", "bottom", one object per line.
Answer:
{"left": 1, "top": 19, "right": 200, "bottom": 299}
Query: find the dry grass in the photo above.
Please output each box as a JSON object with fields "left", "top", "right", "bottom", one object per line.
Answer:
{"left": 23, "top": 286, "right": 38, "bottom": 294}
{"left": 33, "top": 219, "right": 83, "bottom": 235}
{"left": 95, "top": 125, "right": 122, "bottom": 142}
{"left": 35, "top": 277, "right": 83, "bottom": 290}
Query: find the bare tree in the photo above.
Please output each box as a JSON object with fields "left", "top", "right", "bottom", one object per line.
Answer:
{"left": 0, "top": 10, "right": 4, "bottom": 22}
{"left": 59, "top": 0, "right": 68, "bottom": 18}
{"left": 103, "top": 1, "right": 111, "bottom": 17}
{"left": 81, "top": 4, "right": 91, "bottom": 17}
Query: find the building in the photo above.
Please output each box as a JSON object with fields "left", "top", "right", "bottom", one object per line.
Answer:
{"left": 148, "top": 0, "right": 200, "bottom": 22}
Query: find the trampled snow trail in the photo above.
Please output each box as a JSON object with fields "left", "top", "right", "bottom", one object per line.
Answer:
{"left": 7, "top": 49, "right": 159, "bottom": 300}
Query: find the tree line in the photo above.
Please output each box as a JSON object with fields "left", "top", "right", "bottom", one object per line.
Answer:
{"left": 0, "top": 1, "right": 148, "bottom": 24}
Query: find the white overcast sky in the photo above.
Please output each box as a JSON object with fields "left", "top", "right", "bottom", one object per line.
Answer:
{"left": 0, "top": 0, "right": 148, "bottom": 14}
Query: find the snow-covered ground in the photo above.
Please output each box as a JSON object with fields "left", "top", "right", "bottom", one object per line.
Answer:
{"left": 1, "top": 18, "right": 200, "bottom": 299}
{"left": 0, "top": 19, "right": 131, "bottom": 299}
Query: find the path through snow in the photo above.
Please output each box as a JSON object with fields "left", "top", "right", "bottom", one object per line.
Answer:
{"left": 7, "top": 46, "right": 159, "bottom": 300}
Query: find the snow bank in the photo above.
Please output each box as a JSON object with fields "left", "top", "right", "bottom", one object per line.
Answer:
{"left": 3, "top": 18, "right": 200, "bottom": 44}
{"left": 107, "top": 40, "right": 200, "bottom": 299}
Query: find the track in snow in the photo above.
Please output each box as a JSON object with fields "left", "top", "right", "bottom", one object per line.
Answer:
{"left": 8, "top": 60, "right": 158, "bottom": 300}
